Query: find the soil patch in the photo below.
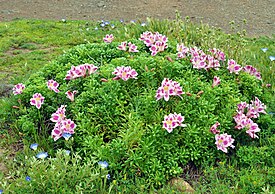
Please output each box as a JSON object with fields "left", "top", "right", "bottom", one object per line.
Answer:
{"left": 0, "top": 0, "right": 274, "bottom": 37}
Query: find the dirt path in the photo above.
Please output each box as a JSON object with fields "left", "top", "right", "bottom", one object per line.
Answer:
{"left": 0, "top": 0, "right": 274, "bottom": 37}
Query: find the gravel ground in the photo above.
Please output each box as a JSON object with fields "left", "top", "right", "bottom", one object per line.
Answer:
{"left": 0, "top": 0, "right": 274, "bottom": 37}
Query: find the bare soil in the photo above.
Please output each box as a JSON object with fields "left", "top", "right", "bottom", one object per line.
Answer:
{"left": 0, "top": 0, "right": 274, "bottom": 37}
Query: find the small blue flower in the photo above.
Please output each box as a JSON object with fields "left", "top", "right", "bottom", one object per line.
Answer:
{"left": 98, "top": 161, "right": 108, "bottom": 168}
{"left": 100, "top": 23, "right": 105, "bottom": 27}
{"left": 120, "top": 19, "right": 124, "bottom": 23}
{"left": 106, "top": 174, "right": 111, "bottom": 180}
{"left": 36, "top": 152, "right": 48, "bottom": 159}
{"left": 111, "top": 24, "right": 115, "bottom": 29}
{"left": 104, "top": 21, "right": 110, "bottom": 25}
{"left": 62, "top": 133, "right": 72, "bottom": 141}
{"left": 261, "top": 48, "right": 268, "bottom": 52}
{"left": 25, "top": 176, "right": 31, "bottom": 181}
{"left": 0, "top": 189, "right": 3, "bottom": 194}
{"left": 269, "top": 56, "right": 275, "bottom": 61}
{"left": 30, "top": 143, "right": 38, "bottom": 150}
{"left": 141, "top": 22, "right": 146, "bottom": 27}
{"left": 65, "top": 150, "right": 71, "bottom": 155}
{"left": 94, "top": 27, "right": 99, "bottom": 30}
{"left": 130, "top": 20, "right": 136, "bottom": 24}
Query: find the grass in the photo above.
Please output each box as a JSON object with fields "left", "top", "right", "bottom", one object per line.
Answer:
{"left": 0, "top": 17, "right": 274, "bottom": 193}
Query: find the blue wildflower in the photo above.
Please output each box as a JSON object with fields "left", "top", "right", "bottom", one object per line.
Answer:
{"left": 0, "top": 189, "right": 3, "bottom": 194}
{"left": 30, "top": 143, "right": 38, "bottom": 150}
{"left": 111, "top": 24, "right": 115, "bottom": 29}
{"left": 25, "top": 176, "right": 31, "bottom": 181}
{"left": 94, "top": 27, "right": 99, "bottom": 30}
{"left": 269, "top": 56, "right": 275, "bottom": 61}
{"left": 120, "top": 19, "right": 124, "bottom": 23}
{"left": 100, "top": 23, "right": 105, "bottom": 27}
{"left": 106, "top": 174, "right": 111, "bottom": 180}
{"left": 36, "top": 152, "right": 48, "bottom": 159}
{"left": 62, "top": 133, "right": 72, "bottom": 141}
{"left": 65, "top": 150, "right": 71, "bottom": 155}
{"left": 104, "top": 21, "right": 110, "bottom": 25}
{"left": 130, "top": 20, "right": 136, "bottom": 24}
{"left": 98, "top": 161, "right": 109, "bottom": 168}
{"left": 261, "top": 48, "right": 268, "bottom": 52}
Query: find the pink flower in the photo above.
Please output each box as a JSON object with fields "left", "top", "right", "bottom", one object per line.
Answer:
{"left": 47, "top": 80, "right": 60, "bottom": 93}
{"left": 65, "top": 90, "right": 78, "bottom": 102}
{"left": 128, "top": 42, "right": 139, "bottom": 52}
{"left": 212, "top": 76, "right": 221, "bottom": 87}
{"left": 140, "top": 31, "right": 168, "bottom": 55}
{"left": 177, "top": 43, "right": 189, "bottom": 59}
{"left": 233, "top": 112, "right": 248, "bottom": 130}
{"left": 12, "top": 83, "right": 25, "bottom": 95}
{"left": 245, "top": 119, "right": 260, "bottom": 138}
{"left": 210, "top": 122, "right": 220, "bottom": 134}
{"left": 30, "top": 93, "right": 45, "bottom": 109}
{"left": 209, "top": 48, "right": 225, "bottom": 61}
{"left": 251, "top": 97, "right": 267, "bottom": 115}
{"left": 237, "top": 102, "right": 248, "bottom": 113}
{"left": 112, "top": 66, "right": 138, "bottom": 81}
{"left": 65, "top": 64, "right": 98, "bottom": 80}
{"left": 243, "top": 65, "right": 261, "bottom": 80}
{"left": 103, "top": 34, "right": 114, "bottom": 43}
{"left": 61, "top": 119, "right": 76, "bottom": 134}
{"left": 215, "top": 133, "right": 235, "bottom": 153}
{"left": 51, "top": 122, "right": 63, "bottom": 141}
{"left": 227, "top": 59, "right": 242, "bottom": 74}
{"left": 50, "top": 105, "right": 66, "bottom": 123}
{"left": 155, "top": 78, "right": 184, "bottom": 101}
{"left": 117, "top": 41, "right": 127, "bottom": 51}
{"left": 162, "top": 112, "right": 187, "bottom": 133}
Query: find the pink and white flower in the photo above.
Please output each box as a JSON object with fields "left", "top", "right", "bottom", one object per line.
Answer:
{"left": 209, "top": 48, "right": 225, "bottom": 61}
{"left": 140, "top": 31, "right": 168, "bottom": 56}
{"left": 215, "top": 133, "right": 235, "bottom": 153}
{"left": 155, "top": 78, "right": 184, "bottom": 101}
{"left": 103, "top": 34, "right": 114, "bottom": 43}
{"left": 65, "top": 64, "right": 98, "bottom": 80}
{"left": 117, "top": 41, "right": 127, "bottom": 51}
{"left": 50, "top": 105, "right": 66, "bottom": 123}
{"left": 61, "top": 119, "right": 76, "bottom": 134}
{"left": 244, "top": 118, "right": 261, "bottom": 138}
{"left": 212, "top": 76, "right": 221, "bottom": 87}
{"left": 65, "top": 90, "right": 78, "bottom": 102}
{"left": 30, "top": 93, "right": 45, "bottom": 109}
{"left": 128, "top": 42, "right": 139, "bottom": 52}
{"left": 243, "top": 65, "right": 261, "bottom": 80}
{"left": 12, "top": 83, "right": 25, "bottom": 95}
{"left": 162, "top": 112, "right": 187, "bottom": 133}
{"left": 47, "top": 79, "right": 60, "bottom": 93}
{"left": 210, "top": 122, "right": 220, "bottom": 134}
{"left": 227, "top": 59, "right": 242, "bottom": 74}
{"left": 176, "top": 43, "right": 189, "bottom": 59}
{"left": 112, "top": 66, "right": 138, "bottom": 81}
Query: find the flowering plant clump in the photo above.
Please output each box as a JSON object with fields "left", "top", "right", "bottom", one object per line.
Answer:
{"left": 30, "top": 93, "right": 45, "bottom": 109}
{"left": 210, "top": 122, "right": 220, "bottom": 134}
{"left": 65, "top": 64, "right": 98, "bottom": 80}
{"left": 162, "top": 113, "right": 187, "bottom": 133}
{"left": 139, "top": 31, "right": 168, "bottom": 56}
{"left": 155, "top": 78, "right": 184, "bottom": 101}
{"left": 12, "top": 83, "right": 25, "bottom": 95}
{"left": 112, "top": 66, "right": 138, "bottom": 81}
{"left": 215, "top": 133, "right": 235, "bottom": 153}
{"left": 117, "top": 41, "right": 139, "bottom": 52}
{"left": 47, "top": 79, "right": 60, "bottom": 93}
{"left": 103, "top": 34, "right": 114, "bottom": 43}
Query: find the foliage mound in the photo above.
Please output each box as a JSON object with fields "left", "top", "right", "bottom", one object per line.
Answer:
{"left": 13, "top": 32, "right": 273, "bottom": 191}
